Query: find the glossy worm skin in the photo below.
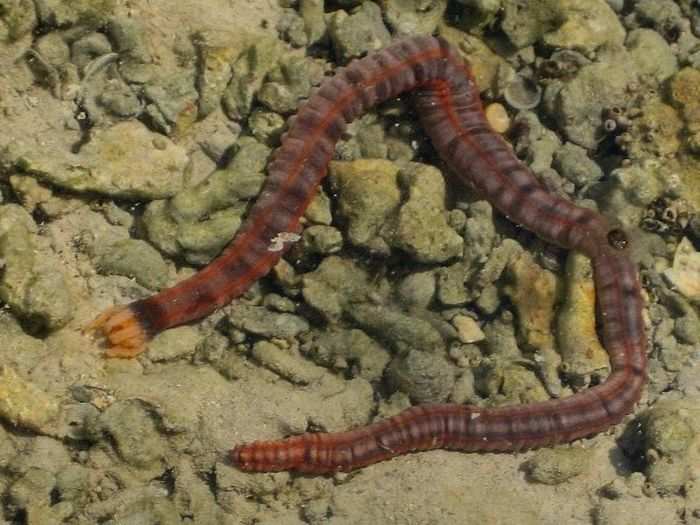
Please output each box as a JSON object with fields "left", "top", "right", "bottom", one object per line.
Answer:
{"left": 87, "top": 36, "right": 647, "bottom": 472}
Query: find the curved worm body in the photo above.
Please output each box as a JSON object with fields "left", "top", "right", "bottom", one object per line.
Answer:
{"left": 88, "top": 36, "right": 647, "bottom": 472}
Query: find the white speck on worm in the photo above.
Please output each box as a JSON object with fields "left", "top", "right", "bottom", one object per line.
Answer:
{"left": 268, "top": 232, "right": 301, "bottom": 252}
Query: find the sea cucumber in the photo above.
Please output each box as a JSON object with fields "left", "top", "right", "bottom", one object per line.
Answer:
{"left": 87, "top": 36, "right": 647, "bottom": 472}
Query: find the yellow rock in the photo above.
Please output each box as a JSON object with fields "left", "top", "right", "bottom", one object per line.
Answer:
{"left": 557, "top": 252, "right": 610, "bottom": 385}
{"left": 485, "top": 103, "right": 510, "bottom": 134}
{"left": 0, "top": 365, "right": 59, "bottom": 432}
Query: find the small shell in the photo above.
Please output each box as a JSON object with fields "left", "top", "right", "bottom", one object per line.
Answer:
{"left": 485, "top": 103, "right": 510, "bottom": 134}
{"left": 504, "top": 75, "right": 542, "bottom": 110}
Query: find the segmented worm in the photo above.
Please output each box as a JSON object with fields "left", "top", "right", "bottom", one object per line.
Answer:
{"left": 87, "top": 36, "right": 647, "bottom": 473}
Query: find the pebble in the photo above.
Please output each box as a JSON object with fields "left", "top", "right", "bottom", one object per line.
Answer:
{"left": 484, "top": 102, "right": 510, "bottom": 133}
{"left": 664, "top": 237, "right": 700, "bottom": 303}
{"left": 452, "top": 315, "right": 485, "bottom": 344}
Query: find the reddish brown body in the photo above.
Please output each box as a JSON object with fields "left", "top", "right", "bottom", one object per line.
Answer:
{"left": 89, "top": 36, "right": 647, "bottom": 473}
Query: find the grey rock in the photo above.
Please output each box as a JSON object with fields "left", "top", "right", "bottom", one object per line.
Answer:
{"left": 627, "top": 28, "right": 678, "bottom": 84}
{"left": 0, "top": 0, "right": 36, "bottom": 42}
{"left": 664, "top": 238, "right": 700, "bottom": 305}
{"left": 196, "top": 113, "right": 241, "bottom": 163}
{"left": 477, "top": 238, "right": 523, "bottom": 288}
{"left": 144, "top": 137, "right": 268, "bottom": 264}
{"left": 396, "top": 270, "right": 436, "bottom": 310}
{"left": 599, "top": 161, "right": 670, "bottom": 228}
{"left": 605, "top": 0, "right": 624, "bottom": 12}
{"left": 54, "top": 464, "right": 90, "bottom": 506}
{"left": 0, "top": 365, "right": 60, "bottom": 434}
{"left": 302, "top": 225, "right": 343, "bottom": 255}
{"left": 142, "top": 69, "right": 198, "bottom": 135}
{"left": 95, "top": 238, "right": 169, "bottom": 290}
{"left": 263, "top": 293, "right": 297, "bottom": 313}
{"left": 387, "top": 349, "right": 455, "bottom": 403}
{"left": 35, "top": 0, "right": 114, "bottom": 29}
{"left": 525, "top": 447, "right": 593, "bottom": 485}
{"left": 175, "top": 208, "right": 242, "bottom": 263}
{"left": 633, "top": 0, "right": 683, "bottom": 37}
{"left": 248, "top": 109, "right": 285, "bottom": 146}
{"left": 475, "top": 283, "right": 500, "bottom": 315}
{"left": 6, "top": 467, "right": 57, "bottom": 518}
{"left": 258, "top": 55, "right": 325, "bottom": 114}
{"left": 34, "top": 32, "right": 69, "bottom": 68}
{"left": 462, "top": 200, "right": 497, "bottom": 268}
{"left": 302, "top": 256, "right": 389, "bottom": 321}
{"left": 542, "top": 0, "right": 626, "bottom": 52}
{"left": 55, "top": 403, "right": 100, "bottom": 441}
{"left": 511, "top": 111, "right": 562, "bottom": 173}
{"left": 1, "top": 121, "right": 189, "bottom": 199}
{"left": 97, "top": 79, "right": 142, "bottom": 118}
{"left": 227, "top": 304, "right": 310, "bottom": 339}
{"left": 328, "top": 2, "right": 391, "bottom": 61}
{"left": 393, "top": 163, "right": 463, "bottom": 263}
{"left": 552, "top": 142, "right": 603, "bottom": 188}
{"left": 305, "top": 328, "right": 391, "bottom": 383}
{"left": 0, "top": 204, "right": 73, "bottom": 330}
{"left": 381, "top": 0, "right": 448, "bottom": 36}
{"left": 98, "top": 401, "right": 166, "bottom": 469}
{"left": 436, "top": 261, "right": 472, "bottom": 306}
{"left": 501, "top": 0, "right": 563, "bottom": 48}
{"left": 252, "top": 341, "right": 324, "bottom": 384}
{"left": 71, "top": 32, "right": 113, "bottom": 70}
{"left": 192, "top": 31, "right": 238, "bottom": 118}
{"left": 277, "top": 8, "right": 309, "bottom": 48}
{"left": 148, "top": 326, "right": 202, "bottom": 362}
{"left": 549, "top": 54, "right": 637, "bottom": 149}
{"left": 640, "top": 400, "right": 699, "bottom": 495}
{"left": 330, "top": 160, "right": 462, "bottom": 262}
{"left": 349, "top": 303, "right": 445, "bottom": 355}
{"left": 222, "top": 37, "right": 284, "bottom": 120}
{"left": 105, "top": 15, "right": 152, "bottom": 64}
{"left": 299, "top": 0, "right": 326, "bottom": 46}
{"left": 483, "top": 311, "right": 521, "bottom": 359}
{"left": 330, "top": 159, "right": 401, "bottom": 257}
